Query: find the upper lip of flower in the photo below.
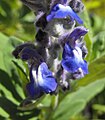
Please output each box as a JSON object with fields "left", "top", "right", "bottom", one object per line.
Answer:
{"left": 46, "top": 4, "right": 83, "bottom": 24}
{"left": 58, "top": 26, "right": 88, "bottom": 47}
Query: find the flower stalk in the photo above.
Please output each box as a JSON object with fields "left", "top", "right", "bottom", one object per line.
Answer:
{"left": 12, "top": 0, "right": 89, "bottom": 107}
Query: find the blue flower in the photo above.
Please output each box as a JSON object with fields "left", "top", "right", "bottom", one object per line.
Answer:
{"left": 12, "top": 43, "right": 35, "bottom": 59}
{"left": 61, "top": 27, "right": 88, "bottom": 77}
{"left": 62, "top": 42, "right": 88, "bottom": 75}
{"left": 67, "top": 26, "right": 88, "bottom": 46}
{"left": 26, "top": 62, "right": 57, "bottom": 98}
{"left": 19, "top": 47, "right": 43, "bottom": 63}
{"left": 47, "top": 4, "right": 83, "bottom": 24}
{"left": 59, "top": 26, "right": 88, "bottom": 47}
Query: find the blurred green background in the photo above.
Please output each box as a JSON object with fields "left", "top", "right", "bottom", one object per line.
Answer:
{"left": 0, "top": 0, "right": 105, "bottom": 120}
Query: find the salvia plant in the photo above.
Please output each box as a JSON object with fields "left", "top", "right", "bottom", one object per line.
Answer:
{"left": 12, "top": 0, "right": 89, "bottom": 117}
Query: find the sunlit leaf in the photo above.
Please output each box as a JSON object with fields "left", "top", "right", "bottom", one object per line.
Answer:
{"left": 53, "top": 78, "right": 105, "bottom": 120}
{"left": 93, "top": 104, "right": 105, "bottom": 113}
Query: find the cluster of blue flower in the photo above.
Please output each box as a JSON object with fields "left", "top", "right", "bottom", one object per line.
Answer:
{"left": 13, "top": 0, "right": 88, "bottom": 100}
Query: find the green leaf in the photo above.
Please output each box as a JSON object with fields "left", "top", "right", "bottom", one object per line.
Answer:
{"left": 93, "top": 104, "right": 105, "bottom": 113}
{"left": 0, "top": 32, "right": 9, "bottom": 71}
{"left": 0, "top": 32, "right": 26, "bottom": 98}
{"left": 12, "top": 60, "right": 29, "bottom": 90}
{"left": 0, "top": 108, "right": 9, "bottom": 118}
{"left": 91, "top": 31, "right": 105, "bottom": 60}
{"left": 83, "top": 0, "right": 105, "bottom": 17}
{"left": 53, "top": 78, "right": 105, "bottom": 120}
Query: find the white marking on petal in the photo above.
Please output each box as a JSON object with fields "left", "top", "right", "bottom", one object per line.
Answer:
{"left": 32, "top": 69, "right": 38, "bottom": 85}
{"left": 37, "top": 64, "right": 44, "bottom": 85}
{"left": 73, "top": 46, "right": 83, "bottom": 63}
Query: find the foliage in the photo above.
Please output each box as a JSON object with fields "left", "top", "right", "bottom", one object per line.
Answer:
{"left": 0, "top": 0, "right": 105, "bottom": 120}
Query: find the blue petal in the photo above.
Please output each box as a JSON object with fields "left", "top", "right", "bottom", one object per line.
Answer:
{"left": 47, "top": 4, "right": 69, "bottom": 21}
{"left": 66, "top": 26, "right": 88, "bottom": 48}
{"left": 80, "top": 60, "right": 88, "bottom": 74}
{"left": 19, "top": 47, "right": 37, "bottom": 60}
{"left": 47, "top": 4, "right": 83, "bottom": 24}
{"left": 12, "top": 43, "right": 35, "bottom": 58}
{"left": 61, "top": 43, "right": 88, "bottom": 74}
{"left": 67, "top": 6, "right": 83, "bottom": 24}
{"left": 62, "top": 42, "right": 73, "bottom": 59}
{"left": 69, "top": 26, "right": 88, "bottom": 41}
{"left": 26, "top": 82, "right": 41, "bottom": 98}
{"left": 19, "top": 47, "right": 43, "bottom": 62}
{"left": 58, "top": 26, "right": 88, "bottom": 47}
{"left": 63, "top": 0, "right": 67, "bottom": 4}
{"left": 26, "top": 65, "right": 41, "bottom": 98}
{"left": 38, "top": 62, "right": 57, "bottom": 93}
{"left": 27, "top": 62, "right": 57, "bottom": 98}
